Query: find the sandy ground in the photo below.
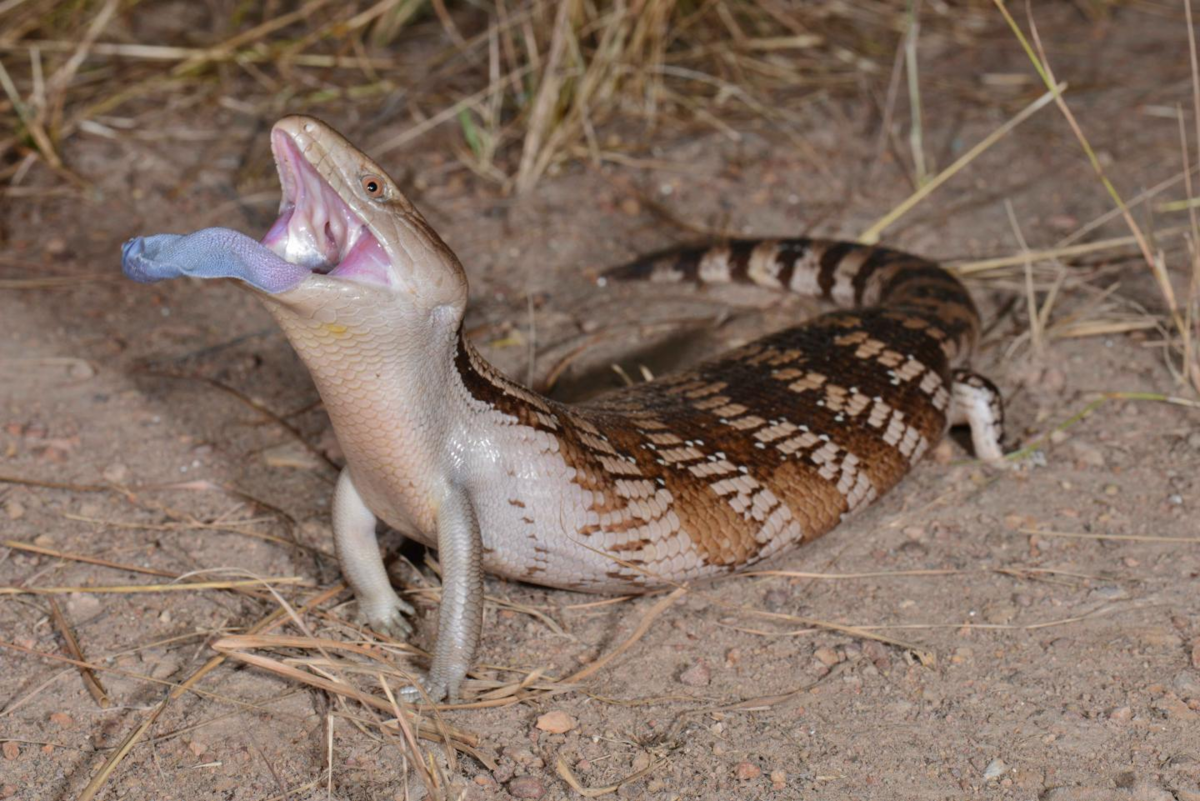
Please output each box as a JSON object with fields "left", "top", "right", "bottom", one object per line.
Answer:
{"left": 2, "top": 5, "right": 1200, "bottom": 801}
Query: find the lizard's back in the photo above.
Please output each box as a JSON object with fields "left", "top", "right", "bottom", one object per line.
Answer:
{"left": 450, "top": 239, "right": 1000, "bottom": 592}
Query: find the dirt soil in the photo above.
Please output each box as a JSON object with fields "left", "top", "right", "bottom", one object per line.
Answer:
{"left": 3, "top": 6, "right": 1200, "bottom": 801}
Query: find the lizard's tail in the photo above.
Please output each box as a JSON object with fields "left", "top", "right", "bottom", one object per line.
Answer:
{"left": 601, "top": 237, "right": 981, "bottom": 362}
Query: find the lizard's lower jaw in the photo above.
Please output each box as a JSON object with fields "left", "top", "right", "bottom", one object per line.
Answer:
{"left": 260, "top": 128, "right": 392, "bottom": 288}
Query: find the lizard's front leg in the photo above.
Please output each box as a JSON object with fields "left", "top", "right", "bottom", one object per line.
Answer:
{"left": 332, "top": 468, "right": 415, "bottom": 638}
{"left": 417, "top": 486, "right": 484, "bottom": 702}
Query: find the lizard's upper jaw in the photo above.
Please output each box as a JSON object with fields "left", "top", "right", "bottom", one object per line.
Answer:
{"left": 260, "top": 127, "right": 393, "bottom": 288}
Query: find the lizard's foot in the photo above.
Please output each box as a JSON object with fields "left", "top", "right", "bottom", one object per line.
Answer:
{"left": 397, "top": 675, "right": 449, "bottom": 704}
{"left": 950, "top": 369, "right": 1006, "bottom": 465}
{"left": 357, "top": 591, "right": 416, "bottom": 640}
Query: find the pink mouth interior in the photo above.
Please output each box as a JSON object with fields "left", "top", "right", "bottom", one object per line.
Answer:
{"left": 261, "top": 131, "right": 392, "bottom": 287}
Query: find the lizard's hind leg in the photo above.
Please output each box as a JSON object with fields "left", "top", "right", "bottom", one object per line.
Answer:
{"left": 950, "top": 369, "right": 1005, "bottom": 463}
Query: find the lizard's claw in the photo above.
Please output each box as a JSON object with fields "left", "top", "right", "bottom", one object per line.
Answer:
{"left": 358, "top": 592, "right": 415, "bottom": 640}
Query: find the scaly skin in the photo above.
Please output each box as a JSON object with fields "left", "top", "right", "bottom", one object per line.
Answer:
{"left": 122, "top": 116, "right": 1005, "bottom": 702}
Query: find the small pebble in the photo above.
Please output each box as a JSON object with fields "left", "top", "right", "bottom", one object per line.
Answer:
{"left": 1107, "top": 706, "right": 1132, "bottom": 722}
{"left": 504, "top": 747, "right": 539, "bottom": 767}
{"left": 48, "top": 712, "right": 72, "bottom": 727}
{"left": 491, "top": 761, "right": 515, "bottom": 783}
{"left": 813, "top": 647, "right": 841, "bottom": 667}
{"left": 862, "top": 641, "right": 892, "bottom": 673}
{"left": 1191, "top": 640, "right": 1200, "bottom": 670}
{"left": 770, "top": 769, "right": 787, "bottom": 790}
{"left": 534, "top": 710, "right": 576, "bottom": 734}
{"left": 679, "top": 661, "right": 711, "bottom": 687}
{"left": 983, "top": 758, "right": 1007, "bottom": 780}
{"left": 2, "top": 742, "right": 18, "bottom": 760}
{"left": 506, "top": 776, "right": 545, "bottom": 798}
{"left": 102, "top": 462, "right": 129, "bottom": 484}
{"left": 734, "top": 761, "right": 761, "bottom": 780}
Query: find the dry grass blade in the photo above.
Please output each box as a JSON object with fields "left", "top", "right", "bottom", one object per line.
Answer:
{"left": 43, "top": 0, "right": 118, "bottom": 138}
{"left": 0, "top": 473, "right": 107, "bottom": 492}
{"left": 1, "top": 577, "right": 309, "bottom": 595}
{"left": 62, "top": 511, "right": 324, "bottom": 555}
{"left": 953, "top": 225, "right": 1191, "bottom": 275}
{"left": 708, "top": 661, "right": 853, "bottom": 713}
{"left": 0, "top": 58, "right": 62, "bottom": 171}
{"left": 559, "top": 586, "right": 687, "bottom": 684}
{"left": 374, "top": 63, "right": 536, "bottom": 156}
{"left": 0, "top": 638, "right": 236, "bottom": 696}
{"left": 861, "top": 603, "right": 1150, "bottom": 633}
{"left": 741, "top": 568, "right": 962, "bottom": 580}
{"left": 515, "top": 0, "right": 576, "bottom": 193}
{"left": 261, "top": 779, "right": 320, "bottom": 801}
{"left": 1006, "top": 390, "right": 1200, "bottom": 462}
{"left": 2, "top": 539, "right": 177, "bottom": 578}
{"left": 209, "top": 640, "right": 480, "bottom": 751}
{"left": 47, "top": 599, "right": 109, "bottom": 709}
{"left": 555, "top": 755, "right": 665, "bottom": 797}
{"left": 1020, "top": 528, "right": 1200, "bottom": 545}
{"left": 858, "top": 81, "right": 1064, "bottom": 244}
{"left": 739, "top": 607, "right": 936, "bottom": 666}
{"left": 0, "top": 39, "right": 403, "bottom": 69}
{"left": 378, "top": 675, "right": 439, "bottom": 799}
{"left": 1004, "top": 199, "right": 1045, "bottom": 356}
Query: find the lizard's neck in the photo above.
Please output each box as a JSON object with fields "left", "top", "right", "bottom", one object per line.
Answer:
{"left": 263, "top": 300, "right": 473, "bottom": 535}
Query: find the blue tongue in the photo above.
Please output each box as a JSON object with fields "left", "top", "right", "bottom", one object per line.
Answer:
{"left": 121, "top": 228, "right": 310, "bottom": 294}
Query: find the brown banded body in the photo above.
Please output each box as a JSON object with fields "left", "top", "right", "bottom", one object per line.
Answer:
{"left": 451, "top": 237, "right": 1002, "bottom": 590}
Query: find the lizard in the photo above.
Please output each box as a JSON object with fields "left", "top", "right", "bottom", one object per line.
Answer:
{"left": 121, "top": 115, "right": 1005, "bottom": 702}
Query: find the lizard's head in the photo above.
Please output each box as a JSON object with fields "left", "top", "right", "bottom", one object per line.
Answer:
{"left": 121, "top": 115, "right": 469, "bottom": 322}
{"left": 260, "top": 115, "right": 468, "bottom": 313}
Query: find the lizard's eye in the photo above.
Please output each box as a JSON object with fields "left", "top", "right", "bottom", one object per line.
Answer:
{"left": 361, "top": 175, "right": 385, "bottom": 198}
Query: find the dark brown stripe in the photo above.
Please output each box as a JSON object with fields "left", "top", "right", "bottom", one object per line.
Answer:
{"left": 728, "top": 239, "right": 757, "bottom": 283}
{"left": 773, "top": 239, "right": 812, "bottom": 292}
{"left": 882, "top": 267, "right": 974, "bottom": 310}
{"left": 818, "top": 241, "right": 856, "bottom": 300}
{"left": 603, "top": 245, "right": 703, "bottom": 283}
{"left": 852, "top": 247, "right": 905, "bottom": 306}
{"left": 454, "top": 332, "right": 549, "bottom": 430}
{"left": 674, "top": 248, "right": 703, "bottom": 281}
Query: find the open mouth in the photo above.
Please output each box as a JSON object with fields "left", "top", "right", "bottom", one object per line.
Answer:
{"left": 260, "top": 130, "right": 392, "bottom": 287}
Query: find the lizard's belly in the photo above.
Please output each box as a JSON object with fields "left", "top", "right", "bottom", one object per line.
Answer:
{"left": 459, "top": 403, "right": 943, "bottom": 594}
